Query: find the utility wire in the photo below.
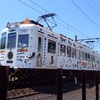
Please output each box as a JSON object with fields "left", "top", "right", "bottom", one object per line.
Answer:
{"left": 85, "top": 0, "right": 100, "bottom": 18}
{"left": 18, "top": 0, "right": 100, "bottom": 49}
{"left": 18, "top": 0, "right": 42, "bottom": 14}
{"left": 71, "top": 0, "right": 100, "bottom": 29}
{"left": 56, "top": 17, "right": 89, "bottom": 38}
{"left": 71, "top": 0, "right": 100, "bottom": 49}
{"left": 90, "top": 0, "right": 100, "bottom": 14}
{"left": 29, "top": 0, "right": 48, "bottom": 13}
{"left": 56, "top": 21, "right": 85, "bottom": 38}
{"left": 18, "top": 0, "right": 87, "bottom": 38}
{"left": 18, "top": 0, "right": 56, "bottom": 28}
{"left": 28, "top": 0, "right": 89, "bottom": 38}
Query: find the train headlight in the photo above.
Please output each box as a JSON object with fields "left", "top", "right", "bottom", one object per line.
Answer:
{"left": 14, "top": 22, "right": 20, "bottom": 27}
{"left": 6, "top": 22, "right": 11, "bottom": 28}
{"left": 6, "top": 22, "right": 20, "bottom": 28}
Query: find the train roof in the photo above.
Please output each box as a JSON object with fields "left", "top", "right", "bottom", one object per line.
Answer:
{"left": 20, "top": 19, "right": 43, "bottom": 27}
{"left": 6, "top": 18, "right": 43, "bottom": 28}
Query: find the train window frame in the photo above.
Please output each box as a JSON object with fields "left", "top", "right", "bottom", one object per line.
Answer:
{"left": 87, "top": 53, "right": 90, "bottom": 61}
{"left": 48, "top": 39, "right": 56, "bottom": 54}
{"left": 7, "top": 32, "right": 17, "bottom": 49}
{"left": 91, "top": 55, "right": 93, "bottom": 62}
{"left": 60, "top": 44, "right": 66, "bottom": 56}
{"left": 1, "top": 36, "right": 6, "bottom": 49}
{"left": 91, "top": 55, "right": 95, "bottom": 62}
{"left": 18, "top": 34, "right": 29, "bottom": 48}
{"left": 80, "top": 51, "right": 84, "bottom": 60}
{"left": 38, "top": 37, "right": 42, "bottom": 52}
{"left": 67, "top": 46, "right": 71, "bottom": 57}
{"left": 72, "top": 48, "right": 76, "bottom": 58}
{"left": 93, "top": 55, "right": 95, "bottom": 62}
{"left": 76, "top": 50, "right": 80, "bottom": 59}
{"left": 85, "top": 53, "right": 88, "bottom": 61}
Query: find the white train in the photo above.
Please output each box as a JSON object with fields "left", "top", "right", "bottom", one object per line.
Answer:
{"left": 0, "top": 18, "right": 100, "bottom": 71}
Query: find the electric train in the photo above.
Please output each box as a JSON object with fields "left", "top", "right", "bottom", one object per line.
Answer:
{"left": 0, "top": 18, "right": 100, "bottom": 71}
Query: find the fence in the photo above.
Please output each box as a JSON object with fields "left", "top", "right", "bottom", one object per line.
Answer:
{"left": 0, "top": 65, "right": 100, "bottom": 100}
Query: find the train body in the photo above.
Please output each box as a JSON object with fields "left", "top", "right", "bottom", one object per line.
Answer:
{"left": 0, "top": 18, "right": 100, "bottom": 71}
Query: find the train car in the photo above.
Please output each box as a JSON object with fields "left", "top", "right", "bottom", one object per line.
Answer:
{"left": 1, "top": 18, "right": 100, "bottom": 70}
{"left": 1, "top": 18, "right": 100, "bottom": 85}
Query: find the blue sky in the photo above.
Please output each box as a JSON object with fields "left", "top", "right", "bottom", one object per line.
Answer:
{"left": 1, "top": 0, "right": 100, "bottom": 52}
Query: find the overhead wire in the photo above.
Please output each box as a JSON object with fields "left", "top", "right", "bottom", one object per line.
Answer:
{"left": 29, "top": 0, "right": 48, "bottom": 13}
{"left": 18, "top": 0, "right": 100, "bottom": 49}
{"left": 71, "top": 0, "right": 100, "bottom": 30}
{"left": 90, "top": 0, "right": 100, "bottom": 14}
{"left": 84, "top": 0, "right": 100, "bottom": 48}
{"left": 28, "top": 0, "right": 89, "bottom": 38}
{"left": 18, "top": 0, "right": 57, "bottom": 29}
{"left": 18, "top": 0, "right": 42, "bottom": 14}
{"left": 85, "top": 0, "right": 100, "bottom": 18}
{"left": 71, "top": 0, "right": 100, "bottom": 49}
{"left": 28, "top": 0, "right": 100, "bottom": 49}
{"left": 18, "top": 0, "right": 89, "bottom": 38}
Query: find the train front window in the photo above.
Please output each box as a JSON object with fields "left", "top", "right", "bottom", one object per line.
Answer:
{"left": 7, "top": 33, "right": 16, "bottom": 49}
{"left": 18, "top": 34, "right": 29, "bottom": 48}
{"left": 1, "top": 37, "right": 6, "bottom": 49}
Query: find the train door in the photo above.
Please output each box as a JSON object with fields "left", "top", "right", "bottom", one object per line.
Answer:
{"left": 36, "top": 36, "right": 43, "bottom": 67}
{"left": 47, "top": 36, "right": 57, "bottom": 68}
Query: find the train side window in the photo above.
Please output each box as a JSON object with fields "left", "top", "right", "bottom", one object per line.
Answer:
{"left": 93, "top": 56, "right": 95, "bottom": 62}
{"left": 48, "top": 39, "right": 56, "bottom": 54}
{"left": 67, "top": 46, "right": 71, "bottom": 57}
{"left": 80, "top": 51, "right": 84, "bottom": 60}
{"left": 38, "top": 37, "right": 42, "bottom": 52}
{"left": 91, "top": 55, "right": 93, "bottom": 61}
{"left": 60, "top": 44, "right": 66, "bottom": 56}
{"left": 72, "top": 48, "right": 76, "bottom": 58}
{"left": 87, "top": 54, "right": 90, "bottom": 61}
{"left": 82, "top": 51, "right": 84, "bottom": 60}
{"left": 91, "top": 55, "right": 95, "bottom": 62}
{"left": 1, "top": 37, "right": 6, "bottom": 49}
{"left": 76, "top": 50, "right": 80, "bottom": 59}
{"left": 85, "top": 53, "right": 87, "bottom": 61}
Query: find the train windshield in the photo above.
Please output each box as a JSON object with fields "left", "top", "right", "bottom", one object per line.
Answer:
{"left": 18, "top": 34, "right": 29, "bottom": 48}
{"left": 7, "top": 33, "right": 16, "bottom": 49}
{"left": 1, "top": 37, "right": 6, "bottom": 49}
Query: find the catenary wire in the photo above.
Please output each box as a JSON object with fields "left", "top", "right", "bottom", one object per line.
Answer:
{"left": 85, "top": 0, "right": 100, "bottom": 18}
{"left": 71, "top": 0, "right": 100, "bottom": 30}
{"left": 28, "top": 0, "right": 89, "bottom": 38}
{"left": 18, "top": 0, "right": 100, "bottom": 49}
{"left": 90, "top": 0, "right": 100, "bottom": 14}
